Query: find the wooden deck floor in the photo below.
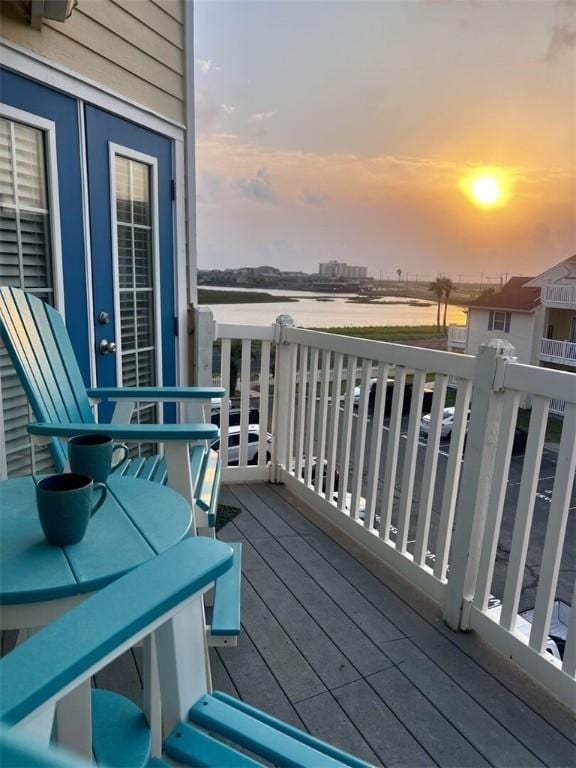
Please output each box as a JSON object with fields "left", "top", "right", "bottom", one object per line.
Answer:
{"left": 4, "top": 482, "right": 575, "bottom": 766}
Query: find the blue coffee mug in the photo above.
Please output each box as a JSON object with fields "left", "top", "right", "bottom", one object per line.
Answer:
{"left": 68, "top": 434, "right": 129, "bottom": 483}
{"left": 35, "top": 473, "right": 107, "bottom": 546}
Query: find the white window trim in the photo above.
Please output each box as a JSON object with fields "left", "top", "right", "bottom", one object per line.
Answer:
{"left": 108, "top": 142, "right": 163, "bottom": 395}
{"left": 0, "top": 103, "right": 65, "bottom": 314}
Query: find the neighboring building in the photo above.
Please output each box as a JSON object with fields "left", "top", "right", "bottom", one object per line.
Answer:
{"left": 448, "top": 256, "right": 576, "bottom": 414}
{"left": 0, "top": 1, "right": 195, "bottom": 477}
{"left": 319, "top": 260, "right": 368, "bottom": 280}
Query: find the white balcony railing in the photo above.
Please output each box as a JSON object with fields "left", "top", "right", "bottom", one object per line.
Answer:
{"left": 542, "top": 283, "right": 576, "bottom": 308}
{"left": 539, "top": 338, "right": 576, "bottom": 367}
{"left": 447, "top": 324, "right": 467, "bottom": 347}
{"left": 200, "top": 311, "right": 576, "bottom": 710}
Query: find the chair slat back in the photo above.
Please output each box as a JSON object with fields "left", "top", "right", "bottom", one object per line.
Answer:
{"left": 0, "top": 288, "right": 94, "bottom": 471}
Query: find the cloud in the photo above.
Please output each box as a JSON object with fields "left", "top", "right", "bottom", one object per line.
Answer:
{"left": 248, "top": 111, "right": 277, "bottom": 123}
{"left": 545, "top": 22, "right": 576, "bottom": 60}
{"left": 220, "top": 104, "right": 236, "bottom": 116}
{"left": 232, "top": 167, "right": 277, "bottom": 204}
{"left": 197, "top": 170, "right": 223, "bottom": 206}
{"left": 300, "top": 189, "right": 328, "bottom": 206}
{"left": 197, "top": 59, "right": 220, "bottom": 73}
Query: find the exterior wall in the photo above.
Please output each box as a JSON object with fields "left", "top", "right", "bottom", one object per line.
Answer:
{"left": 465, "top": 308, "right": 536, "bottom": 364}
{"left": 0, "top": 0, "right": 185, "bottom": 123}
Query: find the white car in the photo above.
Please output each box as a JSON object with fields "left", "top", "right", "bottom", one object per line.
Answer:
{"left": 211, "top": 424, "right": 272, "bottom": 465}
{"left": 420, "top": 407, "right": 469, "bottom": 439}
{"left": 353, "top": 378, "right": 378, "bottom": 404}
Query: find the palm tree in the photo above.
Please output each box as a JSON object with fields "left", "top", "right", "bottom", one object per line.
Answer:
{"left": 441, "top": 278, "right": 455, "bottom": 332}
{"left": 428, "top": 278, "right": 444, "bottom": 329}
{"left": 396, "top": 268, "right": 402, "bottom": 282}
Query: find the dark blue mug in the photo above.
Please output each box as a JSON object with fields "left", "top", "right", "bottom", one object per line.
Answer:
{"left": 35, "top": 474, "right": 107, "bottom": 546}
{"left": 68, "top": 434, "right": 129, "bottom": 483}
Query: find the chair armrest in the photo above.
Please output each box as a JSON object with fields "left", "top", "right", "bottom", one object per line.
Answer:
{"left": 0, "top": 539, "right": 234, "bottom": 726}
{"left": 86, "top": 387, "right": 226, "bottom": 402}
{"left": 27, "top": 422, "right": 219, "bottom": 442}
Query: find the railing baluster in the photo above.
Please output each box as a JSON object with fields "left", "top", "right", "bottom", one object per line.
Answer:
{"left": 414, "top": 373, "right": 448, "bottom": 566}
{"left": 325, "top": 352, "right": 343, "bottom": 504}
{"left": 238, "top": 339, "right": 251, "bottom": 467}
{"left": 562, "top": 579, "right": 576, "bottom": 678}
{"left": 338, "top": 355, "right": 357, "bottom": 513}
{"left": 433, "top": 379, "right": 472, "bottom": 580}
{"left": 529, "top": 403, "right": 576, "bottom": 654}
{"left": 304, "top": 347, "right": 319, "bottom": 487}
{"left": 365, "top": 361, "right": 389, "bottom": 530}
{"left": 500, "top": 395, "right": 549, "bottom": 631}
{"left": 350, "top": 358, "right": 371, "bottom": 520}
{"left": 473, "top": 389, "right": 520, "bottom": 609}
{"left": 379, "top": 367, "right": 406, "bottom": 541}
{"left": 314, "top": 350, "right": 331, "bottom": 494}
{"left": 285, "top": 342, "right": 298, "bottom": 473}
{"left": 219, "top": 338, "right": 231, "bottom": 467}
{"left": 396, "top": 370, "right": 426, "bottom": 553}
{"left": 258, "top": 340, "right": 271, "bottom": 466}
{"left": 295, "top": 345, "right": 308, "bottom": 481}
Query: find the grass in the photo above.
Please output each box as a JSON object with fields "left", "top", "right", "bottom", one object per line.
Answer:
{"left": 517, "top": 409, "right": 563, "bottom": 443}
{"left": 309, "top": 324, "right": 446, "bottom": 341}
{"left": 198, "top": 288, "right": 298, "bottom": 304}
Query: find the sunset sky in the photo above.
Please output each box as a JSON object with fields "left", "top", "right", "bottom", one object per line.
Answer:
{"left": 194, "top": 0, "right": 575, "bottom": 280}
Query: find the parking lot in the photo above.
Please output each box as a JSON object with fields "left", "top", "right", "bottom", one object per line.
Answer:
{"left": 339, "top": 404, "right": 575, "bottom": 612}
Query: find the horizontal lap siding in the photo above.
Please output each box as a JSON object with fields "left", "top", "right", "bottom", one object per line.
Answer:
{"left": 1, "top": 0, "right": 185, "bottom": 123}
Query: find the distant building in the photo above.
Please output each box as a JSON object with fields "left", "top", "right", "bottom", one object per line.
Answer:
{"left": 319, "top": 260, "right": 368, "bottom": 280}
{"left": 447, "top": 255, "right": 576, "bottom": 414}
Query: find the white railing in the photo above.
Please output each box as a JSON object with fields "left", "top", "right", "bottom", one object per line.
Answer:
{"left": 448, "top": 324, "right": 468, "bottom": 346}
{"left": 202, "top": 311, "right": 576, "bottom": 709}
{"left": 542, "top": 284, "right": 576, "bottom": 308}
{"left": 539, "top": 338, "right": 576, "bottom": 367}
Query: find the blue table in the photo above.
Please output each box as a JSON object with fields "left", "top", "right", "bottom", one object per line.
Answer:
{"left": 0, "top": 474, "right": 192, "bottom": 758}
{"left": 0, "top": 474, "right": 192, "bottom": 628}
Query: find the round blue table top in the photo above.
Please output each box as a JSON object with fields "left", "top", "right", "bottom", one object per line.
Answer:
{"left": 0, "top": 475, "right": 192, "bottom": 605}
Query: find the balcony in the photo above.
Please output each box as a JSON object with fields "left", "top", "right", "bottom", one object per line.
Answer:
{"left": 447, "top": 324, "right": 467, "bottom": 349}
{"left": 540, "top": 337, "right": 576, "bottom": 368}
{"left": 202, "top": 314, "right": 575, "bottom": 718}
{"left": 542, "top": 284, "right": 576, "bottom": 308}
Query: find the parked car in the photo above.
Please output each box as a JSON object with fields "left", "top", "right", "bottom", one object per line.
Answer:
{"left": 420, "top": 406, "right": 469, "bottom": 439}
{"left": 367, "top": 380, "right": 435, "bottom": 417}
{"left": 211, "top": 406, "right": 260, "bottom": 428}
{"left": 211, "top": 424, "right": 272, "bottom": 465}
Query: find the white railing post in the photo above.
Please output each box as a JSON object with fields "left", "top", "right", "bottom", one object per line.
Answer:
{"left": 271, "top": 314, "right": 296, "bottom": 483}
{"left": 189, "top": 306, "right": 215, "bottom": 423}
{"left": 444, "top": 339, "right": 517, "bottom": 631}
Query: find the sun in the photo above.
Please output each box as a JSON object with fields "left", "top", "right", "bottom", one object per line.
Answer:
{"left": 461, "top": 167, "right": 510, "bottom": 209}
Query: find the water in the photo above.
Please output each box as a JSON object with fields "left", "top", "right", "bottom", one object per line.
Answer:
{"left": 200, "top": 286, "right": 467, "bottom": 328}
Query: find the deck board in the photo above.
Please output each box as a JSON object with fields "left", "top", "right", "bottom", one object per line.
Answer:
{"left": 2, "top": 481, "right": 574, "bottom": 768}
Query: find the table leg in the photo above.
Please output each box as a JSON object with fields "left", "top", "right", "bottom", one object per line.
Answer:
{"left": 143, "top": 633, "right": 162, "bottom": 757}
{"left": 55, "top": 679, "right": 92, "bottom": 763}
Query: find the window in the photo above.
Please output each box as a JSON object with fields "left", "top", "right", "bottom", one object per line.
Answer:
{"left": 547, "top": 324, "right": 554, "bottom": 339}
{"left": 0, "top": 116, "right": 55, "bottom": 477}
{"left": 488, "top": 310, "right": 511, "bottom": 332}
{"left": 228, "top": 434, "right": 240, "bottom": 448}
{"left": 112, "top": 153, "right": 158, "bottom": 457}
{"left": 248, "top": 432, "right": 259, "bottom": 443}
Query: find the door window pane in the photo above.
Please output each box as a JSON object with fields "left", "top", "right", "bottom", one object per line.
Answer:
{"left": 113, "top": 154, "right": 157, "bottom": 457}
{"left": 0, "top": 117, "right": 54, "bottom": 478}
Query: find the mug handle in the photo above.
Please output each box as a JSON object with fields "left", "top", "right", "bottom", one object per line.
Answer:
{"left": 111, "top": 443, "right": 130, "bottom": 469}
{"left": 91, "top": 482, "right": 108, "bottom": 516}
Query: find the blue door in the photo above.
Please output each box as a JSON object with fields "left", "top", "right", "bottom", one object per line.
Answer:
{"left": 85, "top": 106, "right": 176, "bottom": 423}
{"left": 0, "top": 69, "right": 90, "bottom": 381}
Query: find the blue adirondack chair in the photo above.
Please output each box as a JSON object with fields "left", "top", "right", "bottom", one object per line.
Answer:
{"left": 0, "top": 537, "right": 373, "bottom": 768}
{"left": 0, "top": 286, "right": 240, "bottom": 640}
